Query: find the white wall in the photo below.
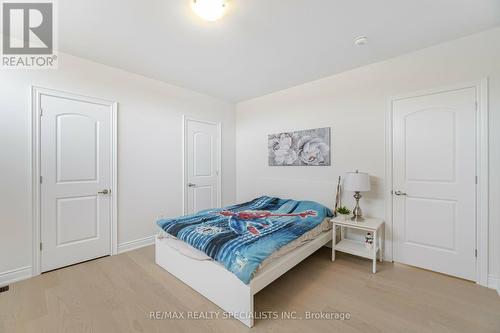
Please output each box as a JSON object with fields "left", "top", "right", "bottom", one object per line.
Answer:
{"left": 0, "top": 53, "right": 236, "bottom": 281}
{"left": 236, "top": 27, "right": 500, "bottom": 285}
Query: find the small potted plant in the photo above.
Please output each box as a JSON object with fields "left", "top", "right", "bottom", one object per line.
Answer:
{"left": 336, "top": 206, "right": 351, "bottom": 221}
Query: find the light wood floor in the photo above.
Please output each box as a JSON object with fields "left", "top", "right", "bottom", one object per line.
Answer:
{"left": 1, "top": 246, "right": 499, "bottom": 333}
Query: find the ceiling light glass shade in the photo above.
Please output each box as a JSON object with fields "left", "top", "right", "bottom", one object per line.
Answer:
{"left": 192, "top": 0, "right": 226, "bottom": 21}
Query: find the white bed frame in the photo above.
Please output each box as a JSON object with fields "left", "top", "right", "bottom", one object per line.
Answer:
{"left": 155, "top": 230, "right": 332, "bottom": 327}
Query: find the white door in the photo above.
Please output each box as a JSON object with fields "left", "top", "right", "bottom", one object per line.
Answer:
{"left": 40, "top": 92, "right": 113, "bottom": 272}
{"left": 393, "top": 87, "right": 476, "bottom": 281}
{"left": 185, "top": 119, "right": 220, "bottom": 214}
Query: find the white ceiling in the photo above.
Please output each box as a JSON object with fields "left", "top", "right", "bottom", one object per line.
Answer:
{"left": 59, "top": 0, "right": 500, "bottom": 101}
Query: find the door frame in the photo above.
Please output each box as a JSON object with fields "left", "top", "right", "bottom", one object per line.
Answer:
{"left": 384, "top": 79, "right": 489, "bottom": 286}
{"left": 182, "top": 116, "right": 222, "bottom": 215}
{"left": 30, "top": 86, "right": 118, "bottom": 277}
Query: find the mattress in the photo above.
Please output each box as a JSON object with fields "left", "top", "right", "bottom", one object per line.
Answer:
{"left": 157, "top": 217, "right": 332, "bottom": 274}
{"left": 157, "top": 197, "right": 333, "bottom": 284}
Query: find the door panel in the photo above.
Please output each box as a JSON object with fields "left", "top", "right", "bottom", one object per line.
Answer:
{"left": 193, "top": 186, "right": 215, "bottom": 213}
{"left": 194, "top": 132, "right": 212, "bottom": 176}
{"left": 56, "top": 114, "right": 98, "bottom": 182}
{"left": 404, "top": 197, "right": 456, "bottom": 251}
{"left": 186, "top": 119, "right": 219, "bottom": 214}
{"left": 393, "top": 87, "right": 476, "bottom": 281}
{"left": 41, "top": 93, "right": 112, "bottom": 272}
{"left": 405, "top": 110, "right": 456, "bottom": 182}
{"left": 56, "top": 196, "right": 98, "bottom": 245}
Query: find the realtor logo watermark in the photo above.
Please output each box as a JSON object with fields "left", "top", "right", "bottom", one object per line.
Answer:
{"left": 1, "top": 0, "right": 57, "bottom": 68}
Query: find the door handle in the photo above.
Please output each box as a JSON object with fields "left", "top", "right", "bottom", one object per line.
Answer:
{"left": 98, "top": 189, "right": 110, "bottom": 195}
{"left": 394, "top": 190, "right": 407, "bottom": 196}
{"left": 187, "top": 183, "right": 196, "bottom": 187}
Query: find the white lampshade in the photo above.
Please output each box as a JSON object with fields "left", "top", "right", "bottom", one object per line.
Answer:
{"left": 343, "top": 171, "right": 371, "bottom": 192}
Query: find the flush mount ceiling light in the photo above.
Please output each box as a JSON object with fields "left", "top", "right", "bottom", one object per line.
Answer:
{"left": 192, "top": 0, "right": 227, "bottom": 21}
{"left": 354, "top": 36, "right": 369, "bottom": 46}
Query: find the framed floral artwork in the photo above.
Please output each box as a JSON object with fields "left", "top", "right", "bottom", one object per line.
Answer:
{"left": 267, "top": 127, "right": 331, "bottom": 166}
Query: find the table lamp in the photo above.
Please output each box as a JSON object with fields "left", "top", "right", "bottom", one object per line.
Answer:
{"left": 343, "top": 170, "right": 371, "bottom": 221}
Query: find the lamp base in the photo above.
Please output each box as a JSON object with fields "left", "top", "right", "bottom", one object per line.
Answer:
{"left": 351, "top": 191, "right": 364, "bottom": 222}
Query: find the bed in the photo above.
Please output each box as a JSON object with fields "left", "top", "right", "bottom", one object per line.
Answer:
{"left": 155, "top": 196, "right": 333, "bottom": 327}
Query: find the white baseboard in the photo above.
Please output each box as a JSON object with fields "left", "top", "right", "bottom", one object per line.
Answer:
{"left": 118, "top": 235, "right": 155, "bottom": 254}
{"left": 488, "top": 274, "right": 500, "bottom": 295}
{"left": 0, "top": 266, "right": 32, "bottom": 287}
{"left": 0, "top": 236, "right": 155, "bottom": 286}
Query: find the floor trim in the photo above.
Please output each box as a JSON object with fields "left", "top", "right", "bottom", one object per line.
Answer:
{"left": 118, "top": 235, "right": 155, "bottom": 254}
{"left": 0, "top": 266, "right": 32, "bottom": 286}
{"left": 488, "top": 274, "right": 500, "bottom": 295}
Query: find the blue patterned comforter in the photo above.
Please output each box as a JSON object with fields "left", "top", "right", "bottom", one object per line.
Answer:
{"left": 156, "top": 196, "right": 333, "bottom": 284}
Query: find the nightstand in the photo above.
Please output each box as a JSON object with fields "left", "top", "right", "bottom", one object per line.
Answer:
{"left": 331, "top": 217, "right": 385, "bottom": 273}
